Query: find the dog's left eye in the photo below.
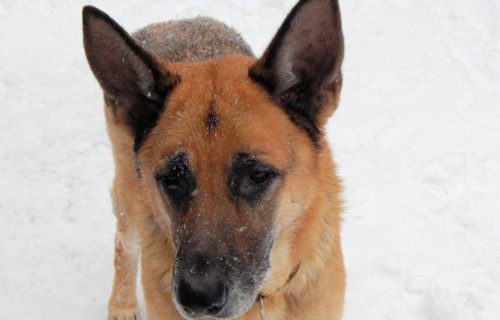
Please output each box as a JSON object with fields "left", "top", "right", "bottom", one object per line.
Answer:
{"left": 234, "top": 167, "right": 277, "bottom": 203}
{"left": 228, "top": 153, "right": 281, "bottom": 205}
{"left": 249, "top": 170, "right": 271, "bottom": 184}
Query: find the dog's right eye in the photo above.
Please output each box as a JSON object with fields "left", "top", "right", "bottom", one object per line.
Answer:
{"left": 163, "top": 166, "right": 182, "bottom": 189}
{"left": 156, "top": 153, "right": 195, "bottom": 211}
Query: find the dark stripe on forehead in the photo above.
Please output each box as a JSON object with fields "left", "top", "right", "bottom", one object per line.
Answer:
{"left": 205, "top": 100, "right": 218, "bottom": 132}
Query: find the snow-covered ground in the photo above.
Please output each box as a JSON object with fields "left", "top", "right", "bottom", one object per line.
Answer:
{"left": 1, "top": 0, "right": 499, "bottom": 319}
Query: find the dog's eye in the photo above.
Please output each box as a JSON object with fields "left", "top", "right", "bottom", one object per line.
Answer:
{"left": 235, "top": 168, "right": 277, "bottom": 203}
{"left": 163, "top": 166, "right": 182, "bottom": 189}
{"left": 228, "top": 153, "right": 280, "bottom": 205}
{"left": 156, "top": 153, "right": 195, "bottom": 211}
{"left": 249, "top": 170, "right": 271, "bottom": 184}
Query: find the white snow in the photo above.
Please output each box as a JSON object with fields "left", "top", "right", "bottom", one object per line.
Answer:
{"left": 1, "top": 0, "right": 499, "bottom": 319}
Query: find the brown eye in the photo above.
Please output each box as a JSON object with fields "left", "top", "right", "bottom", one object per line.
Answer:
{"left": 156, "top": 153, "right": 196, "bottom": 212}
{"left": 164, "top": 174, "right": 180, "bottom": 190}
{"left": 249, "top": 170, "right": 271, "bottom": 184}
{"left": 227, "top": 153, "right": 281, "bottom": 205}
{"left": 164, "top": 165, "right": 181, "bottom": 189}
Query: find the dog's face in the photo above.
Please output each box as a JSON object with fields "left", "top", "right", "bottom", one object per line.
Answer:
{"left": 83, "top": 0, "right": 343, "bottom": 318}
{"left": 138, "top": 57, "right": 311, "bottom": 318}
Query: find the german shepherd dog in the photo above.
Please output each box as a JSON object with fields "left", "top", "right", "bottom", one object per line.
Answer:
{"left": 83, "top": 0, "right": 345, "bottom": 319}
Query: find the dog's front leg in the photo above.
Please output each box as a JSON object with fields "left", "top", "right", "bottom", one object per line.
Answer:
{"left": 108, "top": 192, "right": 141, "bottom": 320}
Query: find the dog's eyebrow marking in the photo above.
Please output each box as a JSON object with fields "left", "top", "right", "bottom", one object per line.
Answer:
{"left": 205, "top": 100, "right": 218, "bottom": 132}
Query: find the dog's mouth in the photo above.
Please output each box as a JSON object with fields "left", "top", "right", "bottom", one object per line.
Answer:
{"left": 172, "top": 263, "right": 300, "bottom": 319}
{"left": 170, "top": 220, "right": 277, "bottom": 319}
{"left": 170, "top": 259, "right": 267, "bottom": 319}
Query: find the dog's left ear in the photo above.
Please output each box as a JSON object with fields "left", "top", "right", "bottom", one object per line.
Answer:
{"left": 249, "top": 0, "right": 344, "bottom": 142}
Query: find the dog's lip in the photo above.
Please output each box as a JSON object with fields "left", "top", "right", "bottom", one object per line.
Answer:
{"left": 179, "top": 310, "right": 226, "bottom": 320}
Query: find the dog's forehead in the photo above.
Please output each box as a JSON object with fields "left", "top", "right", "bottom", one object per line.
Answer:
{"left": 144, "top": 56, "right": 293, "bottom": 169}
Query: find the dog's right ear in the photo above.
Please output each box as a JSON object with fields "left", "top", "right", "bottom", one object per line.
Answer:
{"left": 82, "top": 6, "right": 178, "bottom": 151}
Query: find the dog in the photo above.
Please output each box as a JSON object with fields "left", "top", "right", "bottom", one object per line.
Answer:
{"left": 83, "top": 0, "right": 345, "bottom": 319}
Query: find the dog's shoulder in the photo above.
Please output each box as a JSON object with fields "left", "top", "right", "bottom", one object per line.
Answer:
{"left": 132, "top": 17, "right": 254, "bottom": 62}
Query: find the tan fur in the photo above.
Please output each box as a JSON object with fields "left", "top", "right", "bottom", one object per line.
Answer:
{"left": 106, "top": 18, "right": 255, "bottom": 319}
{"left": 106, "top": 54, "right": 345, "bottom": 319}
{"left": 88, "top": 6, "right": 347, "bottom": 319}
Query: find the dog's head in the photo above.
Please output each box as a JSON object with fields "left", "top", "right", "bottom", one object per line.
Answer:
{"left": 83, "top": 0, "right": 343, "bottom": 318}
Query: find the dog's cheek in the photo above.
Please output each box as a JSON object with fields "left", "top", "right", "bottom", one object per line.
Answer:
{"left": 142, "top": 170, "right": 176, "bottom": 238}
{"left": 224, "top": 234, "right": 275, "bottom": 317}
{"left": 241, "top": 222, "right": 276, "bottom": 286}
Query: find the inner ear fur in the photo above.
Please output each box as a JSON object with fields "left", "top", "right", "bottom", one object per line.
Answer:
{"left": 82, "top": 5, "right": 179, "bottom": 152}
{"left": 249, "top": 0, "right": 344, "bottom": 144}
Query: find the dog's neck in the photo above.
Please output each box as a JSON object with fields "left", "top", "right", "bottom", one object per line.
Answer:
{"left": 258, "top": 262, "right": 301, "bottom": 300}
{"left": 259, "top": 148, "right": 344, "bottom": 316}
{"left": 257, "top": 262, "right": 300, "bottom": 319}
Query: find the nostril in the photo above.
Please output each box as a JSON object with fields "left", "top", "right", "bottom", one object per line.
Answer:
{"left": 206, "top": 284, "right": 227, "bottom": 315}
{"left": 177, "top": 277, "right": 227, "bottom": 316}
{"left": 206, "top": 304, "right": 223, "bottom": 315}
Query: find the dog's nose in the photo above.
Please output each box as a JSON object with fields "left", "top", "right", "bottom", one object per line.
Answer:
{"left": 177, "top": 276, "right": 227, "bottom": 316}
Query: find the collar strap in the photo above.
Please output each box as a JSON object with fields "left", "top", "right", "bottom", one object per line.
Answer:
{"left": 257, "top": 262, "right": 300, "bottom": 320}
{"left": 258, "top": 262, "right": 301, "bottom": 301}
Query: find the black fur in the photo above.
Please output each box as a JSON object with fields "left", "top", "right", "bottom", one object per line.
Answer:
{"left": 82, "top": 6, "right": 179, "bottom": 152}
{"left": 205, "top": 105, "right": 218, "bottom": 132}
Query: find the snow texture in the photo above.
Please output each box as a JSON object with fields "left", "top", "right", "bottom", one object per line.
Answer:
{"left": 1, "top": 0, "right": 499, "bottom": 319}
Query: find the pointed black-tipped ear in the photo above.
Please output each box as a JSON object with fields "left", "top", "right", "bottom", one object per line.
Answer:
{"left": 249, "top": 0, "right": 344, "bottom": 144}
{"left": 82, "top": 6, "right": 179, "bottom": 151}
